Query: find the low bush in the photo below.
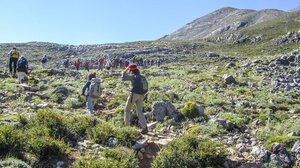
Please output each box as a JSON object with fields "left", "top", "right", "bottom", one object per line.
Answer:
{"left": 71, "top": 147, "right": 138, "bottom": 168}
{"left": 88, "top": 122, "right": 114, "bottom": 145}
{"left": 102, "top": 147, "right": 138, "bottom": 168}
{"left": 114, "top": 127, "right": 139, "bottom": 147}
{"left": 265, "top": 134, "right": 300, "bottom": 151}
{"left": 67, "top": 116, "right": 98, "bottom": 137}
{"left": 219, "top": 112, "right": 248, "bottom": 128}
{"left": 88, "top": 122, "right": 138, "bottom": 147}
{"left": 26, "top": 135, "right": 68, "bottom": 160}
{"left": 152, "top": 135, "right": 226, "bottom": 168}
{"left": 28, "top": 109, "right": 77, "bottom": 144}
{"left": 0, "top": 158, "right": 31, "bottom": 168}
{"left": 0, "top": 125, "right": 24, "bottom": 156}
{"left": 181, "top": 101, "right": 199, "bottom": 119}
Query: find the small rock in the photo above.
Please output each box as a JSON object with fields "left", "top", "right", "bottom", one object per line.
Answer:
{"left": 272, "top": 142, "right": 282, "bottom": 153}
{"left": 56, "top": 161, "right": 64, "bottom": 167}
{"left": 147, "top": 121, "right": 158, "bottom": 131}
{"left": 223, "top": 74, "right": 237, "bottom": 85}
{"left": 225, "top": 62, "right": 236, "bottom": 68}
{"left": 292, "top": 140, "right": 300, "bottom": 154}
{"left": 36, "top": 103, "right": 49, "bottom": 109}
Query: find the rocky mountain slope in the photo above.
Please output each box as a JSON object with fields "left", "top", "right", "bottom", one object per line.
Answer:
{"left": 162, "top": 7, "right": 286, "bottom": 40}
{"left": 1, "top": 5, "right": 300, "bottom": 168}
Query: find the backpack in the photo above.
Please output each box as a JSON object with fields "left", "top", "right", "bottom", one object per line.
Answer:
{"left": 132, "top": 75, "right": 148, "bottom": 94}
{"left": 17, "top": 57, "right": 27, "bottom": 72}
{"left": 89, "top": 78, "right": 101, "bottom": 98}
{"left": 41, "top": 57, "right": 48, "bottom": 63}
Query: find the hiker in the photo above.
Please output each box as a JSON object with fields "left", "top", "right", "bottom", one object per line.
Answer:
{"left": 124, "top": 60, "right": 129, "bottom": 69}
{"left": 98, "top": 56, "right": 105, "bottom": 71}
{"left": 8, "top": 47, "right": 20, "bottom": 76}
{"left": 16, "top": 55, "right": 28, "bottom": 84}
{"left": 84, "top": 60, "right": 91, "bottom": 71}
{"left": 63, "top": 59, "right": 69, "bottom": 68}
{"left": 105, "top": 59, "right": 112, "bottom": 71}
{"left": 74, "top": 58, "right": 81, "bottom": 70}
{"left": 121, "top": 64, "right": 148, "bottom": 134}
{"left": 82, "top": 72, "right": 101, "bottom": 115}
{"left": 41, "top": 55, "right": 48, "bottom": 68}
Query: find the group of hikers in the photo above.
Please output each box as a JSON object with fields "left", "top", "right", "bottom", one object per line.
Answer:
{"left": 7, "top": 47, "right": 149, "bottom": 134}
{"left": 62, "top": 56, "right": 166, "bottom": 72}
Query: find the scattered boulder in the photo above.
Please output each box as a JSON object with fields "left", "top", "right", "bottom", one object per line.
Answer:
{"left": 292, "top": 140, "right": 300, "bottom": 154}
{"left": 223, "top": 74, "right": 237, "bottom": 85}
{"left": 225, "top": 62, "right": 236, "bottom": 68}
{"left": 207, "top": 52, "right": 219, "bottom": 57}
{"left": 251, "top": 146, "right": 270, "bottom": 162}
{"left": 48, "top": 69, "right": 65, "bottom": 76}
{"left": 151, "top": 101, "right": 177, "bottom": 122}
{"left": 53, "top": 86, "right": 69, "bottom": 97}
{"left": 7, "top": 93, "right": 20, "bottom": 101}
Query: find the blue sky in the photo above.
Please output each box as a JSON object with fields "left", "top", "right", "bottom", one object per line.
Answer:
{"left": 0, "top": 0, "right": 299, "bottom": 45}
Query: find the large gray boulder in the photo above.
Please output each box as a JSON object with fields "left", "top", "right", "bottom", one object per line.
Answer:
{"left": 151, "top": 101, "right": 177, "bottom": 122}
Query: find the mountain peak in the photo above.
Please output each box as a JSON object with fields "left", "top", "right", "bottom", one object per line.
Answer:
{"left": 162, "top": 6, "right": 286, "bottom": 40}
{"left": 289, "top": 6, "right": 300, "bottom": 12}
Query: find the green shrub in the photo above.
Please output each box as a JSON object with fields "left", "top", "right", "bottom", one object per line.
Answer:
{"left": 152, "top": 135, "right": 226, "bottom": 168}
{"left": 265, "top": 134, "right": 300, "bottom": 151}
{"left": 102, "top": 147, "right": 138, "bottom": 168}
{"left": 26, "top": 135, "right": 68, "bottom": 160}
{"left": 181, "top": 101, "right": 199, "bottom": 119}
{"left": 219, "top": 112, "right": 248, "bottom": 128}
{"left": 88, "top": 120, "right": 138, "bottom": 147}
{"left": 256, "top": 119, "right": 300, "bottom": 142}
{"left": 115, "top": 107, "right": 124, "bottom": 113}
{"left": 114, "top": 127, "right": 139, "bottom": 146}
{"left": 0, "top": 158, "right": 31, "bottom": 168}
{"left": 0, "top": 125, "right": 24, "bottom": 156}
{"left": 72, "top": 158, "right": 119, "bottom": 168}
{"left": 28, "top": 109, "right": 77, "bottom": 143}
{"left": 67, "top": 116, "right": 98, "bottom": 137}
{"left": 88, "top": 122, "right": 114, "bottom": 145}
{"left": 64, "top": 97, "right": 85, "bottom": 109}
{"left": 187, "top": 125, "right": 202, "bottom": 135}
{"left": 71, "top": 147, "right": 138, "bottom": 168}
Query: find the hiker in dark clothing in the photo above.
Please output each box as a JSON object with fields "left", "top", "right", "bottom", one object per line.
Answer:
{"left": 121, "top": 64, "right": 148, "bottom": 134}
{"left": 8, "top": 47, "right": 20, "bottom": 75}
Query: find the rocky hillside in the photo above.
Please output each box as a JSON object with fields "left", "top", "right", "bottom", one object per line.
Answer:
{"left": 1, "top": 5, "right": 300, "bottom": 168}
{"left": 162, "top": 7, "right": 286, "bottom": 40}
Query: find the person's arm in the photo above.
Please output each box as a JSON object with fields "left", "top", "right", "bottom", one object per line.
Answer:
{"left": 82, "top": 81, "right": 90, "bottom": 95}
{"left": 121, "top": 67, "right": 133, "bottom": 81}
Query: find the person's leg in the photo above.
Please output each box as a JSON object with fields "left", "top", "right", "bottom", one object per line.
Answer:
{"left": 135, "top": 94, "right": 147, "bottom": 131}
{"left": 86, "top": 96, "right": 94, "bottom": 115}
{"left": 20, "top": 72, "right": 25, "bottom": 83}
{"left": 13, "top": 58, "right": 18, "bottom": 74}
{"left": 17, "top": 72, "right": 21, "bottom": 83}
{"left": 9, "top": 57, "right": 13, "bottom": 74}
{"left": 124, "top": 93, "right": 135, "bottom": 126}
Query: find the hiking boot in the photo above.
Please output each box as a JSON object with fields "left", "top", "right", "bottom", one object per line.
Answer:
{"left": 141, "top": 128, "right": 148, "bottom": 135}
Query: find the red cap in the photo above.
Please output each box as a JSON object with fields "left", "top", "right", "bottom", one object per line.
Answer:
{"left": 128, "top": 64, "right": 138, "bottom": 71}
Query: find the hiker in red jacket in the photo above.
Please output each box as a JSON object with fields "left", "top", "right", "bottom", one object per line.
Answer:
{"left": 75, "top": 58, "right": 81, "bottom": 70}
{"left": 98, "top": 56, "right": 105, "bottom": 71}
{"left": 84, "top": 60, "right": 91, "bottom": 72}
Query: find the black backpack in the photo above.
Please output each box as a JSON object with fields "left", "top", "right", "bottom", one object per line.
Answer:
{"left": 17, "top": 57, "right": 27, "bottom": 71}
{"left": 132, "top": 75, "right": 148, "bottom": 94}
